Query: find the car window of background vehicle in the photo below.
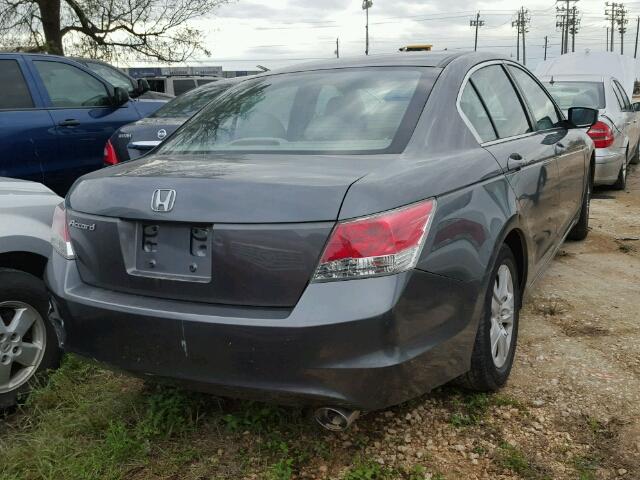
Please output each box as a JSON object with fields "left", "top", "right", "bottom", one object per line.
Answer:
{"left": 470, "top": 65, "right": 531, "bottom": 139}
{"left": 0, "top": 60, "right": 34, "bottom": 109}
{"left": 544, "top": 81, "right": 605, "bottom": 110}
{"left": 85, "top": 61, "right": 135, "bottom": 93}
{"left": 460, "top": 84, "right": 498, "bottom": 142}
{"left": 173, "top": 79, "right": 197, "bottom": 96}
{"left": 508, "top": 66, "right": 560, "bottom": 131}
{"left": 158, "top": 68, "right": 435, "bottom": 155}
{"left": 150, "top": 84, "right": 231, "bottom": 119}
{"left": 34, "top": 61, "right": 111, "bottom": 108}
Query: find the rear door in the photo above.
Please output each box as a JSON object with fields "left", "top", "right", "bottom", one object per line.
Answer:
{"left": 0, "top": 56, "right": 58, "bottom": 184}
{"left": 26, "top": 57, "right": 142, "bottom": 193}
{"left": 613, "top": 79, "right": 639, "bottom": 153}
{"left": 459, "top": 62, "right": 559, "bottom": 272}
{"left": 506, "top": 64, "right": 586, "bottom": 236}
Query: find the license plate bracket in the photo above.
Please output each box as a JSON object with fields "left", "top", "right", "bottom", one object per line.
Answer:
{"left": 131, "top": 223, "right": 212, "bottom": 282}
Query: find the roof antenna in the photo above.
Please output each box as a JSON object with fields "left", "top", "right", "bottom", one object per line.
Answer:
{"left": 550, "top": 75, "right": 554, "bottom": 85}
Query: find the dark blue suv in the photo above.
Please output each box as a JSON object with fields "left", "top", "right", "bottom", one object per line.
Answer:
{"left": 0, "top": 53, "right": 165, "bottom": 194}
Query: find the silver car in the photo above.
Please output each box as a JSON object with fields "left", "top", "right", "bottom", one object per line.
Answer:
{"left": 0, "top": 178, "right": 61, "bottom": 408}
{"left": 542, "top": 74, "right": 640, "bottom": 189}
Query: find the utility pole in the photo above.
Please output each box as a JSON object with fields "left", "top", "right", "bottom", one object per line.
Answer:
{"left": 512, "top": 10, "right": 521, "bottom": 62}
{"left": 570, "top": 6, "right": 580, "bottom": 52}
{"left": 606, "top": 3, "right": 618, "bottom": 52}
{"left": 557, "top": 1, "right": 579, "bottom": 54}
{"left": 512, "top": 8, "right": 530, "bottom": 64}
{"left": 607, "top": 26, "right": 610, "bottom": 51}
{"left": 544, "top": 35, "right": 549, "bottom": 60}
{"left": 619, "top": 5, "right": 628, "bottom": 54}
{"left": 335, "top": 38, "right": 340, "bottom": 58}
{"left": 470, "top": 12, "right": 485, "bottom": 51}
{"left": 362, "top": 0, "right": 372, "bottom": 56}
{"left": 635, "top": 16, "right": 639, "bottom": 58}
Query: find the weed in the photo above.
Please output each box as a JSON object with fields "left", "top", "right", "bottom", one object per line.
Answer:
{"left": 573, "top": 454, "right": 600, "bottom": 480}
{"left": 498, "top": 442, "right": 542, "bottom": 479}
{"left": 266, "top": 458, "right": 294, "bottom": 480}
{"left": 449, "top": 392, "right": 490, "bottom": 427}
{"left": 343, "top": 460, "right": 393, "bottom": 480}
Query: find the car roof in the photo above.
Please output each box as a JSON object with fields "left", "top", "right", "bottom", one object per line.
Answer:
{"left": 258, "top": 51, "right": 511, "bottom": 77}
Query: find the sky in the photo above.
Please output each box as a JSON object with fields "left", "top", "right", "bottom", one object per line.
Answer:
{"left": 133, "top": 0, "right": 640, "bottom": 71}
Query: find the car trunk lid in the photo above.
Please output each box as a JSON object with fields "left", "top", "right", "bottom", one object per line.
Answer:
{"left": 66, "top": 154, "right": 377, "bottom": 307}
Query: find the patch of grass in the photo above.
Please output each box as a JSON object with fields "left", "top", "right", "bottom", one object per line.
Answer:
{"left": 266, "top": 457, "right": 294, "bottom": 480}
{"left": 343, "top": 460, "right": 394, "bottom": 480}
{"left": 449, "top": 392, "right": 490, "bottom": 427}
{"left": 573, "top": 454, "right": 600, "bottom": 480}
{"left": 221, "top": 401, "right": 305, "bottom": 433}
{"left": 497, "top": 441, "right": 549, "bottom": 480}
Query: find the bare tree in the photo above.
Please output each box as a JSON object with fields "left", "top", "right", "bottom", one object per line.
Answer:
{"left": 0, "top": 0, "right": 230, "bottom": 61}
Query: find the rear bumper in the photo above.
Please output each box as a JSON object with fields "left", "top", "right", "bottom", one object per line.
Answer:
{"left": 594, "top": 149, "right": 625, "bottom": 186}
{"left": 45, "top": 252, "right": 481, "bottom": 410}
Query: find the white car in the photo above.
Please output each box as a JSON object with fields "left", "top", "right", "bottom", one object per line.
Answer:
{"left": 536, "top": 52, "right": 640, "bottom": 189}
{"left": 541, "top": 74, "right": 640, "bottom": 189}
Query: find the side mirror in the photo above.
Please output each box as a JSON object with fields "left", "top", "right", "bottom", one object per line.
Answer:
{"left": 137, "top": 78, "right": 150, "bottom": 95}
{"left": 568, "top": 107, "right": 598, "bottom": 128}
{"left": 112, "top": 86, "right": 130, "bottom": 106}
{"left": 633, "top": 102, "right": 640, "bottom": 112}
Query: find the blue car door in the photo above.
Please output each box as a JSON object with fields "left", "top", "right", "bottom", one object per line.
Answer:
{"left": 0, "top": 55, "right": 59, "bottom": 184}
{"left": 25, "top": 56, "right": 142, "bottom": 193}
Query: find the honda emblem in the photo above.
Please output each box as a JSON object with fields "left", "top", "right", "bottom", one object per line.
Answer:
{"left": 151, "top": 189, "right": 176, "bottom": 212}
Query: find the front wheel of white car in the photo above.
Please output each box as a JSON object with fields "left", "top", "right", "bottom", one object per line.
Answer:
{"left": 0, "top": 269, "right": 61, "bottom": 409}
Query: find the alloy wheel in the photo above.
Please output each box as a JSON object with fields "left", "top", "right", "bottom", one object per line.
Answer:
{"left": 490, "top": 265, "right": 515, "bottom": 369}
{"left": 0, "top": 301, "right": 46, "bottom": 394}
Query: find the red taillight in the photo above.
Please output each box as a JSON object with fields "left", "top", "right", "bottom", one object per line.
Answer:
{"left": 51, "top": 204, "right": 75, "bottom": 259}
{"left": 314, "top": 199, "right": 436, "bottom": 281}
{"left": 103, "top": 139, "right": 119, "bottom": 165}
{"left": 587, "top": 120, "right": 614, "bottom": 148}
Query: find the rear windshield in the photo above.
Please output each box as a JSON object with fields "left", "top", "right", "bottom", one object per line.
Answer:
{"left": 544, "top": 81, "right": 605, "bottom": 110}
{"left": 157, "top": 67, "right": 438, "bottom": 155}
{"left": 151, "top": 82, "right": 233, "bottom": 119}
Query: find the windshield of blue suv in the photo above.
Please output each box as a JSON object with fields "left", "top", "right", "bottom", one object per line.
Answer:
{"left": 156, "top": 67, "right": 438, "bottom": 155}
{"left": 150, "top": 82, "right": 234, "bottom": 119}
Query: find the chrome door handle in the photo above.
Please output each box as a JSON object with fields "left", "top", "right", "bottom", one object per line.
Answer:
{"left": 507, "top": 153, "right": 526, "bottom": 172}
{"left": 58, "top": 119, "right": 80, "bottom": 127}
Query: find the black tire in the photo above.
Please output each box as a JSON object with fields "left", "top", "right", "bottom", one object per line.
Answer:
{"left": 0, "top": 268, "right": 61, "bottom": 409}
{"left": 567, "top": 167, "right": 592, "bottom": 241}
{"left": 630, "top": 142, "right": 639, "bottom": 165}
{"left": 612, "top": 155, "right": 627, "bottom": 190}
{"left": 457, "top": 245, "right": 520, "bottom": 392}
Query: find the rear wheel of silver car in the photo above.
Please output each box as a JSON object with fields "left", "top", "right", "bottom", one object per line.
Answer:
{"left": 458, "top": 245, "right": 520, "bottom": 391}
{"left": 0, "top": 269, "right": 60, "bottom": 410}
{"left": 630, "top": 142, "right": 639, "bottom": 165}
{"left": 613, "top": 153, "right": 628, "bottom": 190}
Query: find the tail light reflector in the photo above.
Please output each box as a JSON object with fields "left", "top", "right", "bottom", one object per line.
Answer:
{"left": 313, "top": 199, "right": 436, "bottom": 281}
{"left": 104, "top": 139, "right": 119, "bottom": 165}
{"left": 51, "top": 203, "right": 75, "bottom": 259}
{"left": 587, "top": 120, "right": 614, "bottom": 148}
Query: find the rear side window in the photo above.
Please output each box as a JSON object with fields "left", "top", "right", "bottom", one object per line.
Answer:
{"left": 470, "top": 65, "right": 531, "bottom": 139}
{"left": 34, "top": 61, "right": 110, "bottom": 107}
{"left": 197, "top": 79, "right": 215, "bottom": 86}
{"left": 173, "top": 79, "right": 196, "bottom": 96}
{"left": 613, "top": 80, "right": 631, "bottom": 111}
{"left": 148, "top": 79, "right": 166, "bottom": 92}
{"left": 508, "top": 66, "right": 560, "bottom": 131}
{"left": 0, "top": 60, "right": 34, "bottom": 109}
{"left": 460, "top": 84, "right": 497, "bottom": 142}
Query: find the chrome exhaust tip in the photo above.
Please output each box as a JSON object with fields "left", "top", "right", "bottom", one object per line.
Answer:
{"left": 314, "top": 407, "right": 360, "bottom": 431}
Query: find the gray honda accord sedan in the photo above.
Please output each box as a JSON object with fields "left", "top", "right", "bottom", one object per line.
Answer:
{"left": 46, "top": 52, "right": 596, "bottom": 429}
